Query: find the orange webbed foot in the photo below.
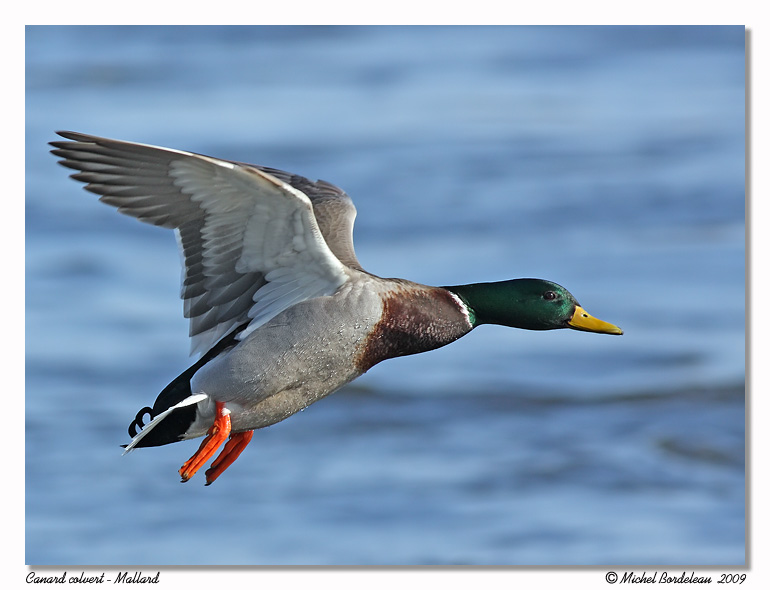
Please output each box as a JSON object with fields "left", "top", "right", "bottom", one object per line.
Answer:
{"left": 204, "top": 430, "right": 254, "bottom": 485}
{"left": 179, "top": 401, "right": 231, "bottom": 483}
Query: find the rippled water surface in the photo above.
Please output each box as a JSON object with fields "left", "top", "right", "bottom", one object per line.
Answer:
{"left": 25, "top": 25, "right": 745, "bottom": 565}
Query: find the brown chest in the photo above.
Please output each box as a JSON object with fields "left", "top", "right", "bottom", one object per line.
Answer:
{"left": 355, "top": 286, "right": 473, "bottom": 372}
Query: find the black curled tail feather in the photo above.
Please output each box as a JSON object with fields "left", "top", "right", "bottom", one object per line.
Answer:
{"left": 127, "top": 323, "right": 248, "bottom": 448}
{"left": 126, "top": 373, "right": 198, "bottom": 448}
{"left": 128, "top": 407, "right": 154, "bottom": 438}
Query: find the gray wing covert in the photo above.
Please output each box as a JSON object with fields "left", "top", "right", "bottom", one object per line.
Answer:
{"left": 257, "top": 166, "right": 364, "bottom": 272}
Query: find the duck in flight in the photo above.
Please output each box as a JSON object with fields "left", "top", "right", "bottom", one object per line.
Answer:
{"left": 50, "top": 131, "right": 622, "bottom": 485}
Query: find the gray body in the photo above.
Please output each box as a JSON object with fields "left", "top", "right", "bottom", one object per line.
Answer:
{"left": 189, "top": 274, "right": 472, "bottom": 436}
{"left": 189, "top": 277, "right": 382, "bottom": 434}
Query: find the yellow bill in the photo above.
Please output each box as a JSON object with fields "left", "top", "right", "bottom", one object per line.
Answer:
{"left": 568, "top": 306, "right": 623, "bottom": 335}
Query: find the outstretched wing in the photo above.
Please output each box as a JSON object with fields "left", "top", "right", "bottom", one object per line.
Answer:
{"left": 50, "top": 131, "right": 351, "bottom": 356}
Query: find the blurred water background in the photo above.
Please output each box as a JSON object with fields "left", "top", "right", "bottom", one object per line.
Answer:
{"left": 25, "top": 25, "right": 745, "bottom": 565}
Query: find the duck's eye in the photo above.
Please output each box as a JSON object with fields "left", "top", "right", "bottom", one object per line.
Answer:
{"left": 543, "top": 290, "right": 557, "bottom": 301}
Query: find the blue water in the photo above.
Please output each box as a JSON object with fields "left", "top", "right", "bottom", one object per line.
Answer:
{"left": 25, "top": 26, "right": 745, "bottom": 565}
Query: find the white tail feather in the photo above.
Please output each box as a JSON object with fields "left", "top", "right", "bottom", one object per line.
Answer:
{"left": 122, "top": 393, "right": 208, "bottom": 454}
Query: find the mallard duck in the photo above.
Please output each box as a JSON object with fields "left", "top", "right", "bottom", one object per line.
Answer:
{"left": 50, "top": 131, "right": 622, "bottom": 485}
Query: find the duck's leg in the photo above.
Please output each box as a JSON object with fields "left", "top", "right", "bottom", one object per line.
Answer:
{"left": 204, "top": 430, "right": 254, "bottom": 485}
{"left": 179, "top": 401, "right": 231, "bottom": 482}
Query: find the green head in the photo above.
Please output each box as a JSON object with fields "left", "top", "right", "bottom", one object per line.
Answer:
{"left": 446, "top": 278, "right": 623, "bottom": 334}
